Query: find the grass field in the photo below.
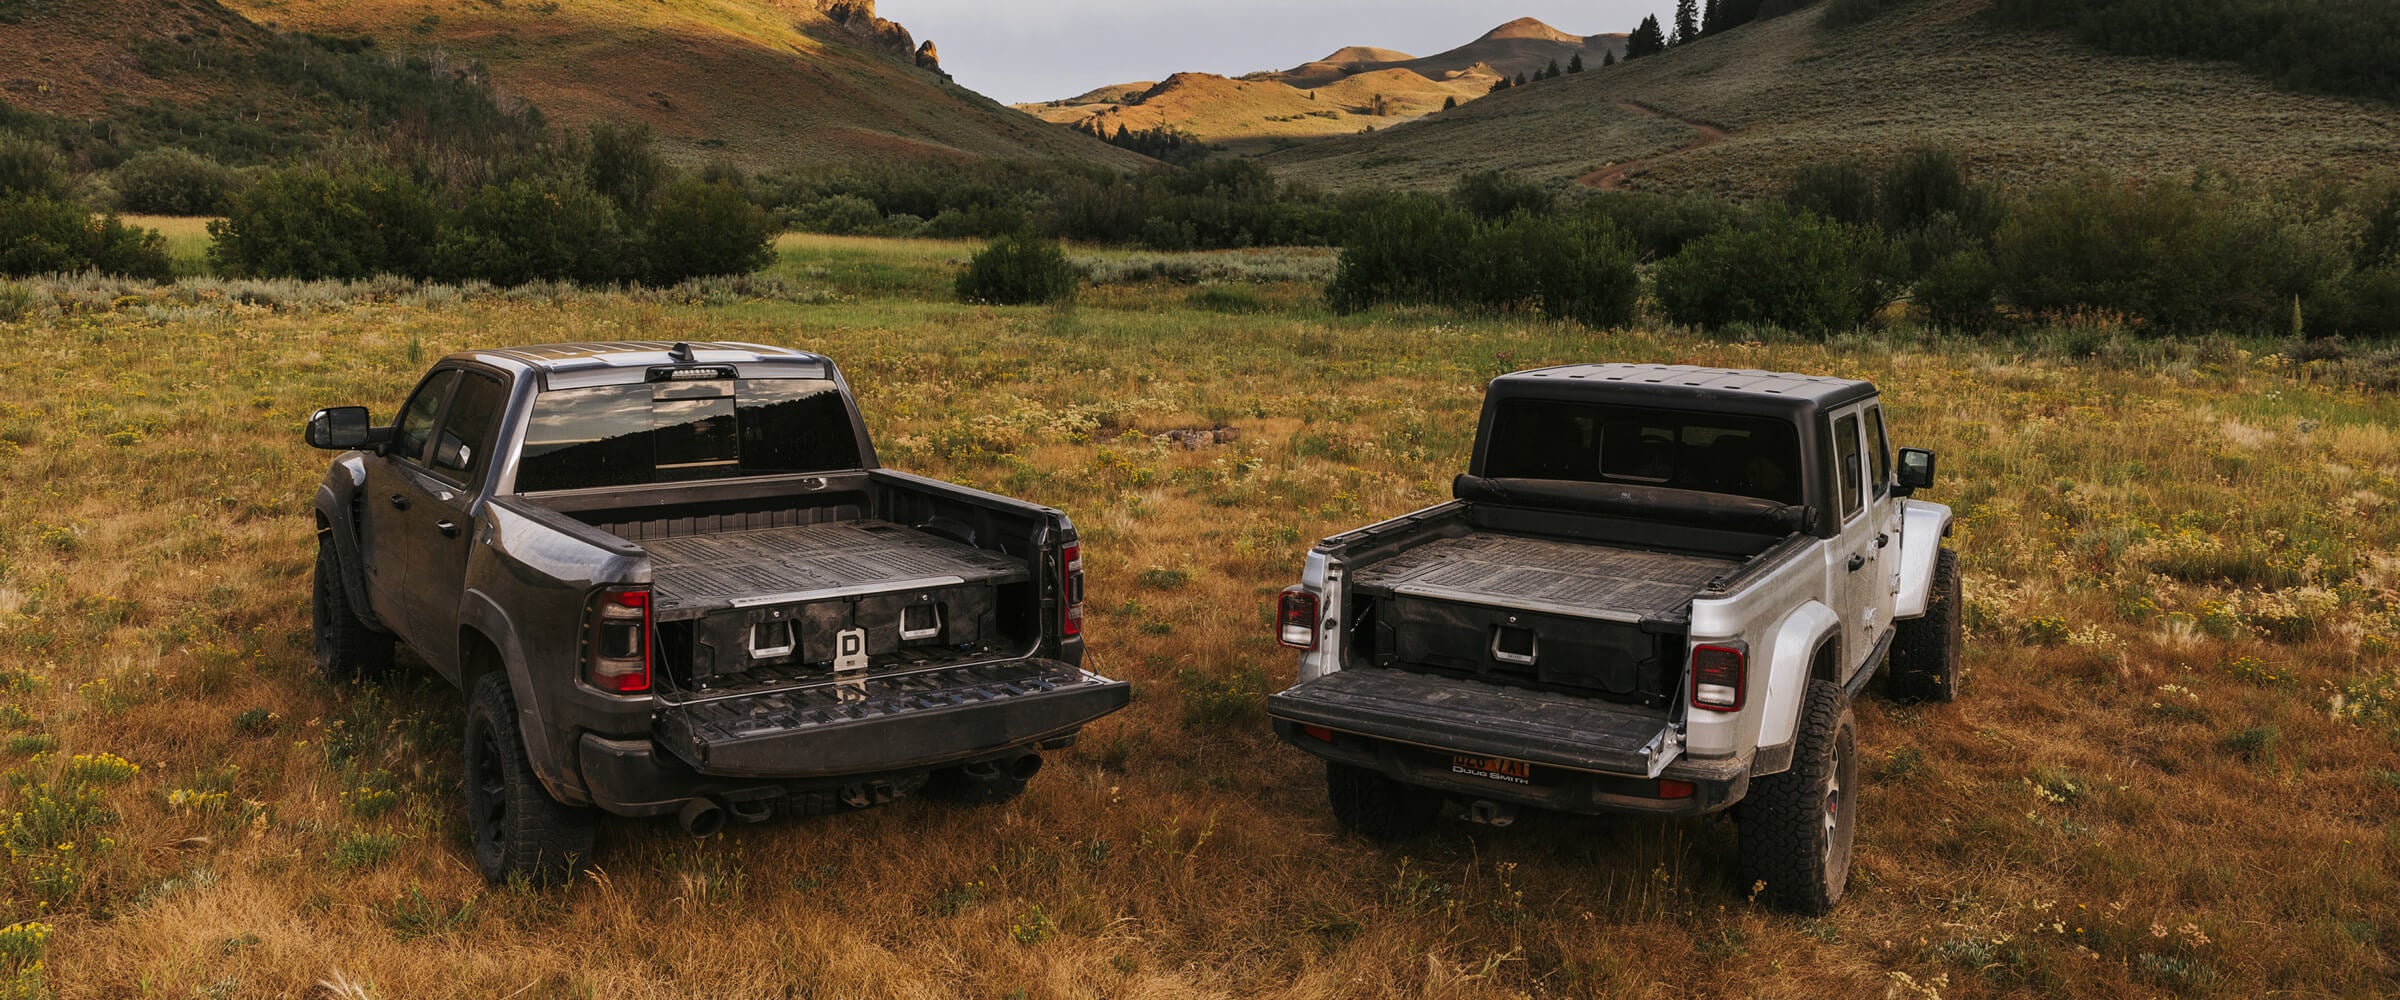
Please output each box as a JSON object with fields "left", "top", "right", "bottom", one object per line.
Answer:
{"left": 1267, "top": 0, "right": 2400, "bottom": 194}
{"left": 2, "top": 236, "right": 2398, "bottom": 997}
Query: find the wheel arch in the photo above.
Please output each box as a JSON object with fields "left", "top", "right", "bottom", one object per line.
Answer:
{"left": 1756, "top": 602, "right": 1843, "bottom": 750}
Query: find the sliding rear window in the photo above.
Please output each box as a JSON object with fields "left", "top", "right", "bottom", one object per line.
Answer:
{"left": 516, "top": 378, "right": 862, "bottom": 493}
{"left": 1483, "top": 398, "right": 1803, "bottom": 505}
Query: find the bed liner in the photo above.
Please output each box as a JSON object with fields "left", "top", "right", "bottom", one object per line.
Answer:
{"left": 1347, "top": 530, "right": 1739, "bottom": 626}
{"left": 643, "top": 520, "right": 1030, "bottom": 621}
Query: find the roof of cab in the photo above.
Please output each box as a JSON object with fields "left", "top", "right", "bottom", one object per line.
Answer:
{"left": 1491, "top": 363, "right": 1877, "bottom": 413}
{"left": 453, "top": 341, "right": 834, "bottom": 390}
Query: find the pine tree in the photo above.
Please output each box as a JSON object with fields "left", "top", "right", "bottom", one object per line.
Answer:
{"left": 1603, "top": 49, "right": 1618, "bottom": 66}
{"left": 1545, "top": 59, "right": 1562, "bottom": 79}
{"left": 1490, "top": 76, "right": 1512, "bottom": 93}
{"left": 1569, "top": 52, "right": 1586, "bottom": 73}
{"left": 1443, "top": 95, "right": 1458, "bottom": 109}
{"left": 1674, "top": 0, "right": 1700, "bottom": 44}
{"left": 1516, "top": 71, "right": 1529, "bottom": 86}
{"left": 1627, "top": 15, "right": 1668, "bottom": 58}
{"left": 1703, "top": 0, "right": 1723, "bottom": 35}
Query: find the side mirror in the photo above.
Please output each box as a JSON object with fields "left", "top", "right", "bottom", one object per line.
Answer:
{"left": 1895, "top": 448, "right": 1937, "bottom": 495}
{"left": 307, "top": 407, "right": 373, "bottom": 450}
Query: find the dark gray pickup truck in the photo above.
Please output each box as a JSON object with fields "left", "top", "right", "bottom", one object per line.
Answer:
{"left": 1267, "top": 364, "right": 1959, "bottom": 915}
{"left": 306, "top": 341, "right": 1127, "bottom": 884}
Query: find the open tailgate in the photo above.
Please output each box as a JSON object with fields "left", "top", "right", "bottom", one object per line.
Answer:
{"left": 657, "top": 659, "right": 1128, "bottom": 778}
{"left": 1268, "top": 667, "right": 1684, "bottom": 778}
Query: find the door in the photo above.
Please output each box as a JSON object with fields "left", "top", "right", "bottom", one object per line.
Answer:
{"left": 1824, "top": 404, "right": 1891, "bottom": 680}
{"left": 407, "top": 368, "right": 513, "bottom": 676}
{"left": 1866, "top": 404, "right": 1906, "bottom": 611}
{"left": 361, "top": 369, "right": 460, "bottom": 630}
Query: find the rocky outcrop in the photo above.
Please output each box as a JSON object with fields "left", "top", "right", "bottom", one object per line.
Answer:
{"left": 915, "top": 39, "right": 940, "bottom": 72}
{"left": 810, "top": 0, "right": 915, "bottom": 59}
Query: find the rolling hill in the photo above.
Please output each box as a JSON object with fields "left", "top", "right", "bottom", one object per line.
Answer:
{"left": 0, "top": 0, "right": 1143, "bottom": 170}
{"left": 1020, "top": 18, "right": 1625, "bottom": 157}
{"left": 1263, "top": 0, "right": 2400, "bottom": 194}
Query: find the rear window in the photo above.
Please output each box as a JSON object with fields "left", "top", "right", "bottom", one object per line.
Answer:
{"left": 1483, "top": 398, "right": 1803, "bottom": 505}
{"left": 516, "top": 379, "right": 862, "bottom": 493}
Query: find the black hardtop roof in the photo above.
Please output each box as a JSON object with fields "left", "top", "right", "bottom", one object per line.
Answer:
{"left": 1492, "top": 363, "right": 1877, "bottom": 413}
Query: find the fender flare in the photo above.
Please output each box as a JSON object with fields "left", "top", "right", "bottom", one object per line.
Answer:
{"left": 1756, "top": 601, "right": 1843, "bottom": 750}
{"left": 458, "top": 590, "right": 588, "bottom": 806}
{"left": 1893, "top": 499, "right": 1956, "bottom": 620}
{"left": 312, "top": 459, "right": 385, "bottom": 633}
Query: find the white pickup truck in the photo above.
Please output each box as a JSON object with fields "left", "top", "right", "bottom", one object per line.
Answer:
{"left": 1266, "top": 364, "right": 1959, "bottom": 914}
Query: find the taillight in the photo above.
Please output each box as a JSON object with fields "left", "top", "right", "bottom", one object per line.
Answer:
{"left": 585, "top": 587, "right": 652, "bottom": 694}
{"left": 1277, "top": 587, "right": 1319, "bottom": 649}
{"left": 1657, "top": 779, "right": 1696, "bottom": 799}
{"left": 1690, "top": 643, "right": 1745, "bottom": 712}
{"left": 1060, "top": 542, "right": 1084, "bottom": 638}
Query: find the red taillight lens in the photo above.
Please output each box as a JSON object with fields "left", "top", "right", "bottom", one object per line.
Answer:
{"left": 1301, "top": 724, "right": 1334, "bottom": 743}
{"left": 1657, "top": 779, "right": 1696, "bottom": 799}
{"left": 585, "top": 587, "right": 652, "bottom": 694}
{"left": 1277, "top": 587, "right": 1319, "bottom": 649}
{"left": 1060, "top": 542, "right": 1084, "bottom": 638}
{"left": 1690, "top": 643, "right": 1745, "bottom": 712}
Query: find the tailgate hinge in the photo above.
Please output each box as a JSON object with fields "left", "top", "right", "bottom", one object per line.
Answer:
{"left": 1640, "top": 728, "right": 1684, "bottom": 779}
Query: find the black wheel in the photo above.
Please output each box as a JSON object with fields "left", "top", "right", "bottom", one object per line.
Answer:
{"left": 463, "top": 672, "right": 597, "bottom": 886}
{"left": 1325, "top": 762, "right": 1440, "bottom": 842}
{"left": 1888, "top": 548, "right": 1960, "bottom": 704}
{"left": 312, "top": 538, "right": 393, "bottom": 685}
{"left": 1737, "top": 680, "right": 1857, "bottom": 916}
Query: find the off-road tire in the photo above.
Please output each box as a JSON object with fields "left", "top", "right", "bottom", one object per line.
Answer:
{"left": 312, "top": 539, "right": 394, "bottom": 685}
{"left": 1737, "top": 680, "right": 1858, "bottom": 916}
{"left": 463, "top": 672, "right": 597, "bottom": 887}
{"left": 1326, "top": 762, "right": 1440, "bottom": 842}
{"left": 1888, "top": 548, "right": 1960, "bottom": 704}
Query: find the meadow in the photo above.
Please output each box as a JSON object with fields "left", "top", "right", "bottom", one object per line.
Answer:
{"left": 0, "top": 234, "right": 2395, "bottom": 998}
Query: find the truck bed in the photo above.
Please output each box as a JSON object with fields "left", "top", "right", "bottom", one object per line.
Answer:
{"left": 1348, "top": 530, "right": 1739, "bottom": 626}
{"left": 644, "top": 520, "right": 1031, "bottom": 622}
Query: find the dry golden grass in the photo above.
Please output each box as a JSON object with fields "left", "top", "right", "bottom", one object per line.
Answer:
{"left": 0, "top": 239, "right": 2396, "bottom": 997}
{"left": 1267, "top": 0, "right": 2400, "bottom": 194}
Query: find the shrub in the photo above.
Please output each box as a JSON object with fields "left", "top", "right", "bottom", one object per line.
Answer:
{"left": 0, "top": 195, "right": 172, "bottom": 280}
{"left": 1785, "top": 157, "right": 1878, "bottom": 227}
{"left": 1992, "top": 174, "right": 2352, "bottom": 333}
{"left": 1914, "top": 249, "right": 2002, "bottom": 331}
{"left": 2308, "top": 262, "right": 2400, "bottom": 339}
{"left": 956, "top": 232, "right": 1079, "bottom": 305}
{"left": 1326, "top": 195, "right": 1476, "bottom": 314}
{"left": 1654, "top": 208, "right": 1904, "bottom": 334}
{"left": 1328, "top": 197, "right": 1637, "bottom": 327}
{"left": 0, "top": 132, "right": 69, "bottom": 200}
{"left": 638, "top": 179, "right": 777, "bottom": 285}
{"left": 1879, "top": 144, "right": 2000, "bottom": 240}
{"left": 433, "top": 174, "right": 627, "bottom": 286}
{"left": 208, "top": 165, "right": 441, "bottom": 281}
{"left": 1579, "top": 190, "right": 1743, "bottom": 259}
{"left": 110, "top": 148, "right": 246, "bottom": 215}
{"left": 1452, "top": 170, "right": 1555, "bottom": 221}
{"left": 797, "top": 194, "right": 884, "bottom": 235}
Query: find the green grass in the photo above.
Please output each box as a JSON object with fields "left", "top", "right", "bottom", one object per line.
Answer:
{"left": 0, "top": 235, "right": 2395, "bottom": 997}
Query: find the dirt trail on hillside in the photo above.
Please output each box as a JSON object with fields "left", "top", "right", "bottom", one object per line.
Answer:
{"left": 1576, "top": 100, "right": 1732, "bottom": 190}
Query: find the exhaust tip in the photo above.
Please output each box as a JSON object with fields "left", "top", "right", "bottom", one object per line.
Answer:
{"left": 677, "top": 796, "right": 728, "bottom": 838}
{"left": 1466, "top": 800, "right": 1518, "bottom": 828}
{"left": 1005, "top": 752, "right": 1043, "bottom": 782}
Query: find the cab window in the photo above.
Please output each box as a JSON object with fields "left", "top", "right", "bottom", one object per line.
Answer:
{"left": 1834, "top": 413, "right": 1864, "bottom": 519}
{"left": 428, "top": 371, "right": 510, "bottom": 486}
{"left": 392, "top": 370, "right": 460, "bottom": 465}
{"left": 1867, "top": 406, "right": 1891, "bottom": 499}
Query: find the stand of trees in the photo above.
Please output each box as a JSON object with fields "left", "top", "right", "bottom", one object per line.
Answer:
{"left": 1993, "top": 0, "right": 2400, "bottom": 104}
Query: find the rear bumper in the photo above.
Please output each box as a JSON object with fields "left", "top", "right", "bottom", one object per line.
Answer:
{"left": 1268, "top": 668, "right": 1750, "bottom": 817}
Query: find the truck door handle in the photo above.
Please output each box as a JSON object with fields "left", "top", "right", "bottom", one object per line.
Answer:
{"left": 1847, "top": 553, "right": 1867, "bottom": 572}
{"left": 388, "top": 494, "right": 411, "bottom": 510}
{"left": 1876, "top": 533, "right": 1890, "bottom": 549}
{"left": 435, "top": 520, "right": 460, "bottom": 538}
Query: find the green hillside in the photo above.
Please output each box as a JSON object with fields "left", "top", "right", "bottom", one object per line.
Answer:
{"left": 1263, "top": 0, "right": 2400, "bottom": 194}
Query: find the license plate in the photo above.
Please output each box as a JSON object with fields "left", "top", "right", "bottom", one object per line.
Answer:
{"left": 1450, "top": 754, "right": 1533, "bottom": 785}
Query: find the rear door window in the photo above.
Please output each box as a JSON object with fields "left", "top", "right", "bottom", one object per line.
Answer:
{"left": 1866, "top": 405, "right": 1891, "bottom": 499}
{"left": 392, "top": 370, "right": 460, "bottom": 466}
{"left": 517, "top": 378, "right": 863, "bottom": 493}
{"left": 428, "top": 370, "right": 510, "bottom": 487}
{"left": 1833, "top": 413, "right": 1864, "bottom": 519}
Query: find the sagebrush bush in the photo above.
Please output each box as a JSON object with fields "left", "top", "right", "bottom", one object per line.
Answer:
{"left": 110, "top": 148, "right": 247, "bottom": 216}
{"left": 0, "top": 133, "right": 69, "bottom": 200}
{"left": 1327, "top": 197, "right": 1638, "bottom": 328}
{"left": 0, "top": 195, "right": 171, "bottom": 281}
{"left": 956, "top": 232, "right": 1079, "bottom": 305}
{"left": 1654, "top": 208, "right": 1903, "bottom": 334}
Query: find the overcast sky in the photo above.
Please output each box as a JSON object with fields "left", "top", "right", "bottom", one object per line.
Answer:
{"left": 878, "top": 2, "right": 1665, "bottom": 104}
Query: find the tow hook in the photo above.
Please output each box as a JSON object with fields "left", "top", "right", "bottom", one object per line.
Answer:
{"left": 1465, "top": 799, "right": 1519, "bottom": 828}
